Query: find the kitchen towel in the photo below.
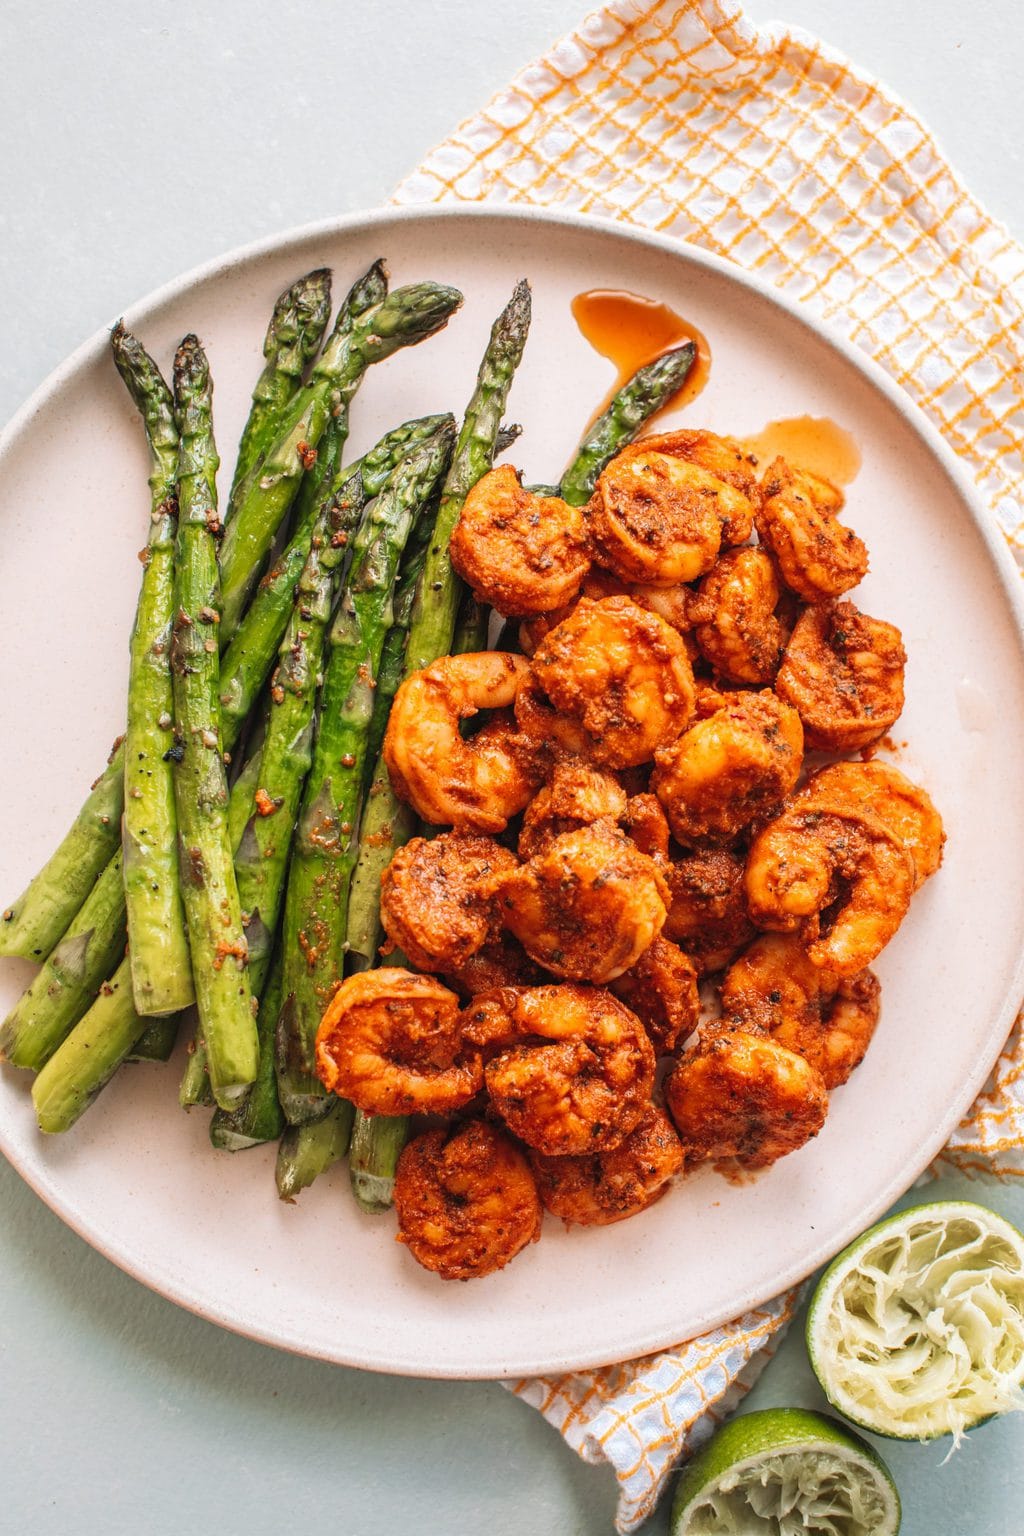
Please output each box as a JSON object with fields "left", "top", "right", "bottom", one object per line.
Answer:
{"left": 394, "top": 2, "right": 1024, "bottom": 1528}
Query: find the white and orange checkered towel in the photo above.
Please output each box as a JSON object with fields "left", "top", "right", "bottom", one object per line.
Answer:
{"left": 394, "top": 2, "right": 1024, "bottom": 1528}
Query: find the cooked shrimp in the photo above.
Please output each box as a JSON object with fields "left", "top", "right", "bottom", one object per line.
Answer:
{"left": 394, "top": 1120, "right": 541, "bottom": 1280}
{"left": 513, "top": 671, "right": 593, "bottom": 764}
{"left": 745, "top": 804, "right": 915, "bottom": 975}
{"left": 775, "top": 599, "right": 906, "bottom": 752}
{"left": 663, "top": 847, "right": 757, "bottom": 973}
{"left": 519, "top": 567, "right": 695, "bottom": 656}
{"left": 592, "top": 430, "right": 758, "bottom": 585}
{"left": 621, "top": 793, "right": 671, "bottom": 861}
{"left": 315, "top": 968, "right": 482, "bottom": 1115}
{"left": 477, "top": 983, "right": 656, "bottom": 1155}
{"left": 652, "top": 689, "right": 804, "bottom": 845}
{"left": 529, "top": 1104, "right": 683, "bottom": 1226}
{"left": 449, "top": 464, "right": 592, "bottom": 616}
{"left": 610, "top": 935, "right": 700, "bottom": 1053}
{"left": 442, "top": 932, "right": 543, "bottom": 997}
{"left": 517, "top": 756, "right": 627, "bottom": 860}
{"left": 721, "top": 933, "right": 880, "bottom": 1088}
{"left": 495, "top": 820, "right": 670, "bottom": 983}
{"left": 688, "top": 546, "right": 787, "bottom": 684}
{"left": 383, "top": 651, "right": 538, "bottom": 832}
{"left": 756, "top": 457, "right": 868, "bottom": 602}
{"left": 530, "top": 595, "right": 695, "bottom": 768}
{"left": 379, "top": 832, "right": 517, "bottom": 973}
{"left": 796, "top": 761, "right": 944, "bottom": 889}
{"left": 665, "top": 1026, "right": 828, "bottom": 1170}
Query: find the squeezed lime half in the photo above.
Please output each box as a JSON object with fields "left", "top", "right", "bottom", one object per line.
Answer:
{"left": 807, "top": 1200, "right": 1024, "bottom": 1441}
{"left": 671, "top": 1407, "right": 900, "bottom": 1535}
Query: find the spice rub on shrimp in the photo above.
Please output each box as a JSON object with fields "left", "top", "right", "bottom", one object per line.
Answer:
{"left": 745, "top": 803, "right": 915, "bottom": 976}
{"left": 314, "top": 968, "right": 481, "bottom": 1116}
{"left": 591, "top": 430, "right": 758, "bottom": 586}
{"left": 379, "top": 832, "right": 517, "bottom": 973}
{"left": 496, "top": 820, "right": 670, "bottom": 983}
{"left": 471, "top": 983, "right": 656, "bottom": 1156}
{"left": 689, "top": 546, "right": 787, "bottom": 685}
{"left": 529, "top": 1104, "right": 684, "bottom": 1226}
{"left": 796, "top": 761, "right": 944, "bottom": 890}
{"left": 530, "top": 595, "right": 695, "bottom": 768}
{"left": 517, "top": 756, "right": 627, "bottom": 860}
{"left": 721, "top": 933, "right": 880, "bottom": 1089}
{"left": 665, "top": 1025, "right": 829, "bottom": 1170}
{"left": 383, "top": 651, "right": 537, "bottom": 832}
{"left": 775, "top": 599, "right": 906, "bottom": 752}
{"left": 652, "top": 689, "right": 803, "bottom": 846}
{"left": 756, "top": 457, "right": 868, "bottom": 603}
{"left": 663, "top": 847, "right": 756, "bottom": 974}
{"left": 449, "top": 464, "right": 591, "bottom": 616}
{"left": 609, "top": 935, "right": 700, "bottom": 1053}
{"left": 394, "top": 1120, "right": 541, "bottom": 1280}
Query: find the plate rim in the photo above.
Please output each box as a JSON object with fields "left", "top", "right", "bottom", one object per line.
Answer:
{"left": 2, "top": 200, "right": 1024, "bottom": 1379}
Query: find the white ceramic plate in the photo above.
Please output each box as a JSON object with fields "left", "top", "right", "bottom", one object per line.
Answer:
{"left": 2, "top": 206, "right": 1023, "bottom": 1380}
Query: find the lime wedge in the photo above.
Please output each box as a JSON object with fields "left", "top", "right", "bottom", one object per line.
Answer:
{"left": 808, "top": 1200, "right": 1024, "bottom": 1441}
{"left": 671, "top": 1407, "right": 899, "bottom": 1535}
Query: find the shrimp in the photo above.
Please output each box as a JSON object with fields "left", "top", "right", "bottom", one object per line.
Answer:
{"left": 652, "top": 689, "right": 804, "bottom": 846}
{"left": 449, "top": 464, "right": 592, "bottom": 616}
{"left": 518, "top": 566, "right": 695, "bottom": 656}
{"left": 513, "top": 671, "right": 593, "bottom": 765}
{"left": 665, "top": 1025, "right": 829, "bottom": 1170}
{"left": 688, "top": 546, "right": 787, "bottom": 684}
{"left": 379, "top": 832, "right": 518, "bottom": 973}
{"left": 744, "top": 803, "right": 915, "bottom": 975}
{"left": 530, "top": 595, "right": 696, "bottom": 768}
{"left": 529, "top": 1105, "right": 684, "bottom": 1226}
{"left": 775, "top": 599, "right": 906, "bottom": 752}
{"left": 383, "top": 651, "right": 538, "bottom": 832}
{"left": 756, "top": 457, "right": 869, "bottom": 602}
{"left": 517, "top": 756, "right": 627, "bottom": 861}
{"left": 393, "top": 1120, "right": 542, "bottom": 1280}
{"left": 610, "top": 935, "right": 700, "bottom": 1053}
{"left": 314, "top": 968, "right": 482, "bottom": 1115}
{"left": 796, "top": 761, "right": 944, "bottom": 889}
{"left": 474, "top": 983, "right": 656, "bottom": 1156}
{"left": 442, "top": 932, "right": 543, "bottom": 997}
{"left": 495, "top": 820, "right": 670, "bottom": 983}
{"left": 621, "top": 793, "right": 671, "bottom": 861}
{"left": 721, "top": 933, "right": 881, "bottom": 1088}
{"left": 592, "top": 430, "right": 759, "bottom": 586}
{"left": 663, "top": 847, "right": 757, "bottom": 974}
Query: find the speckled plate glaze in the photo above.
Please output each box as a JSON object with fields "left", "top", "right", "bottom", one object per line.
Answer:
{"left": 2, "top": 205, "right": 1023, "bottom": 1379}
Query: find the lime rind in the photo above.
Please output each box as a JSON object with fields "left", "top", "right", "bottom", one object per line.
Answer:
{"left": 672, "top": 1409, "right": 900, "bottom": 1536}
{"left": 808, "top": 1200, "right": 1024, "bottom": 1442}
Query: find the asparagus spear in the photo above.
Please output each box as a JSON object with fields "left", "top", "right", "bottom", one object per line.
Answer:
{"left": 0, "top": 739, "right": 124, "bottom": 960}
{"left": 276, "top": 423, "right": 456, "bottom": 1125}
{"left": 218, "top": 273, "right": 462, "bottom": 638}
{"left": 275, "top": 1101, "right": 353, "bottom": 1201}
{"left": 31, "top": 955, "right": 148, "bottom": 1133}
{"left": 170, "top": 335, "right": 257, "bottom": 1111}
{"left": 111, "top": 323, "right": 195, "bottom": 1017}
{"left": 557, "top": 341, "right": 696, "bottom": 506}
{"left": 127, "top": 1012, "right": 180, "bottom": 1063}
{"left": 348, "top": 1112, "right": 411, "bottom": 1214}
{"left": 227, "top": 268, "right": 333, "bottom": 517}
{"left": 0, "top": 852, "right": 128, "bottom": 1070}
{"left": 208, "top": 957, "right": 285, "bottom": 1151}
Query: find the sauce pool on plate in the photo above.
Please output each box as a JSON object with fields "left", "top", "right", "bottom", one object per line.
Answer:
{"left": 571, "top": 288, "right": 711, "bottom": 424}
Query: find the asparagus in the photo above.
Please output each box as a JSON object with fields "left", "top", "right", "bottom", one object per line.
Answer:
{"left": 227, "top": 268, "right": 333, "bottom": 517}
{"left": 208, "top": 957, "right": 285, "bottom": 1151}
{"left": 275, "top": 1101, "right": 353, "bottom": 1202}
{"left": 218, "top": 273, "right": 462, "bottom": 638}
{"left": 0, "top": 852, "right": 128, "bottom": 1070}
{"left": 343, "top": 284, "right": 532, "bottom": 1209}
{"left": 557, "top": 341, "right": 696, "bottom": 506}
{"left": 31, "top": 956, "right": 148, "bottom": 1133}
{"left": 112, "top": 323, "right": 195, "bottom": 1017}
{"left": 0, "top": 739, "right": 124, "bottom": 960}
{"left": 276, "top": 423, "right": 456, "bottom": 1125}
{"left": 170, "top": 335, "right": 257, "bottom": 1111}
{"left": 127, "top": 1012, "right": 180, "bottom": 1063}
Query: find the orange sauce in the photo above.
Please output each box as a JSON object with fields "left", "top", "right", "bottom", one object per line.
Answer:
{"left": 741, "top": 416, "right": 861, "bottom": 487}
{"left": 571, "top": 289, "right": 711, "bottom": 425}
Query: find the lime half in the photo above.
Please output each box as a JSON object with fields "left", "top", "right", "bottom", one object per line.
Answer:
{"left": 808, "top": 1200, "right": 1024, "bottom": 1441}
{"left": 671, "top": 1408, "right": 899, "bottom": 1535}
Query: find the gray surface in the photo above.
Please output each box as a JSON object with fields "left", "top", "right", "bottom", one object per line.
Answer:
{"left": 1, "top": 3, "right": 1022, "bottom": 1533}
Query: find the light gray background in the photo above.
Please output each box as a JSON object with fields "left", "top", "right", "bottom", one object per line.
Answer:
{"left": 2, "top": 4, "right": 1022, "bottom": 1532}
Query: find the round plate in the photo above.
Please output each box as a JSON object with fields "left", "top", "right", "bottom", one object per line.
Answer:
{"left": 1, "top": 206, "right": 1022, "bottom": 1379}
